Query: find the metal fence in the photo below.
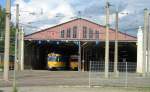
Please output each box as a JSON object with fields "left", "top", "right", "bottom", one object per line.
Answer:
{"left": 89, "top": 61, "right": 150, "bottom": 87}
{"left": 1, "top": 61, "right": 150, "bottom": 87}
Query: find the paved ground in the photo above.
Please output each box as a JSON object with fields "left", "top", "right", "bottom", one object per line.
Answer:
{"left": 0, "top": 86, "right": 150, "bottom": 92}
{"left": 0, "top": 70, "right": 150, "bottom": 88}
{"left": 0, "top": 70, "right": 89, "bottom": 87}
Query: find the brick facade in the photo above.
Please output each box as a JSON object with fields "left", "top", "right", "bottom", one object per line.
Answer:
{"left": 25, "top": 18, "right": 136, "bottom": 42}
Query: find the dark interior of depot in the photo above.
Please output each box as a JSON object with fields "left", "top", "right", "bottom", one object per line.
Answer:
{"left": 24, "top": 41, "right": 137, "bottom": 71}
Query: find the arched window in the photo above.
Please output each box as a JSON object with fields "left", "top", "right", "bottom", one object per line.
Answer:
{"left": 89, "top": 28, "right": 93, "bottom": 39}
{"left": 73, "top": 26, "right": 77, "bottom": 38}
{"left": 66, "top": 28, "right": 71, "bottom": 38}
{"left": 95, "top": 30, "right": 99, "bottom": 39}
{"left": 83, "top": 26, "right": 87, "bottom": 38}
{"left": 60, "top": 30, "right": 65, "bottom": 38}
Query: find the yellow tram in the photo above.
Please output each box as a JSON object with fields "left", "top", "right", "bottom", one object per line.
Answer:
{"left": 47, "top": 53, "right": 66, "bottom": 70}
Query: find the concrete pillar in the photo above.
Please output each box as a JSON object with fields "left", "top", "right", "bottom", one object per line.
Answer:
{"left": 20, "top": 27, "right": 24, "bottom": 71}
{"left": 137, "top": 26, "right": 143, "bottom": 73}
{"left": 148, "top": 33, "right": 150, "bottom": 73}
{"left": 148, "top": 41, "right": 150, "bottom": 73}
{"left": 3, "top": 0, "right": 11, "bottom": 81}
{"left": 143, "top": 9, "right": 149, "bottom": 76}
{"left": 148, "top": 14, "right": 150, "bottom": 73}
{"left": 78, "top": 41, "right": 81, "bottom": 71}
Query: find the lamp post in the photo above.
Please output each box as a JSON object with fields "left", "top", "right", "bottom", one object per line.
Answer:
{"left": 114, "top": 11, "right": 128, "bottom": 77}
{"left": 3, "top": 0, "right": 11, "bottom": 81}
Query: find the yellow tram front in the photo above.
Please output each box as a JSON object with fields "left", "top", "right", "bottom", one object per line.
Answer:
{"left": 47, "top": 53, "right": 66, "bottom": 70}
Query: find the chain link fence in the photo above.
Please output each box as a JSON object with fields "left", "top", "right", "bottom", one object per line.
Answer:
{"left": 89, "top": 61, "right": 150, "bottom": 87}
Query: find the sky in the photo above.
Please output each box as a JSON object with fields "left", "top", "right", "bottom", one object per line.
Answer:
{"left": 0, "top": 0, "right": 5, "bottom": 7}
{"left": 0, "top": 0, "right": 150, "bottom": 35}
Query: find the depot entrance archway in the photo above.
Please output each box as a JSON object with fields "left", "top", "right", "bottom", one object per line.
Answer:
{"left": 24, "top": 40, "right": 137, "bottom": 71}
{"left": 24, "top": 41, "right": 79, "bottom": 70}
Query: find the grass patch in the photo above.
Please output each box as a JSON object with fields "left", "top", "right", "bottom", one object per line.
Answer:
{"left": 13, "top": 86, "right": 18, "bottom": 92}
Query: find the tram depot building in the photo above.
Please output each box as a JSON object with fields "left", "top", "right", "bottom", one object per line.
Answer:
{"left": 24, "top": 18, "right": 137, "bottom": 71}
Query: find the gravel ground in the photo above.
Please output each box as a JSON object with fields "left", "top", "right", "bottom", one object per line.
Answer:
{"left": 0, "top": 70, "right": 150, "bottom": 88}
{"left": 0, "top": 86, "right": 150, "bottom": 92}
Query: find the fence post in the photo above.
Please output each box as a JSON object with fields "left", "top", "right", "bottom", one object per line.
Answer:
{"left": 89, "top": 61, "right": 91, "bottom": 88}
{"left": 125, "top": 62, "right": 128, "bottom": 88}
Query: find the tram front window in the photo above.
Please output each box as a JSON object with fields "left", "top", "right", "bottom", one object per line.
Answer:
{"left": 48, "top": 56, "right": 63, "bottom": 62}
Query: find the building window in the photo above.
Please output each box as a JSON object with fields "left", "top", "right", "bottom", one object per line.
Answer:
{"left": 83, "top": 26, "right": 87, "bottom": 38}
{"left": 66, "top": 28, "right": 71, "bottom": 38}
{"left": 73, "top": 26, "right": 77, "bottom": 38}
{"left": 61, "top": 30, "right": 65, "bottom": 38}
{"left": 95, "top": 30, "right": 99, "bottom": 39}
{"left": 89, "top": 28, "right": 93, "bottom": 39}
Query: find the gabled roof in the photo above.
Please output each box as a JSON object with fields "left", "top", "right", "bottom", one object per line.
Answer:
{"left": 25, "top": 18, "right": 137, "bottom": 42}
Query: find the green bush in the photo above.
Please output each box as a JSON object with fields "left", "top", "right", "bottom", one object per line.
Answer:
{"left": 0, "top": 64, "right": 3, "bottom": 70}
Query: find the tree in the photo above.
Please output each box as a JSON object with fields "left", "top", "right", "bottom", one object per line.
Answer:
{"left": 0, "top": 6, "right": 5, "bottom": 52}
{"left": 0, "top": 6, "right": 16, "bottom": 55}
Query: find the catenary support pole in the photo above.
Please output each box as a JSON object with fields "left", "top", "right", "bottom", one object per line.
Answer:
{"left": 114, "top": 10, "right": 119, "bottom": 77}
{"left": 104, "top": 0, "right": 110, "bottom": 78}
{"left": 143, "top": 9, "right": 148, "bottom": 76}
{"left": 15, "top": 3, "right": 19, "bottom": 71}
{"left": 137, "top": 26, "right": 143, "bottom": 73}
{"left": 78, "top": 41, "right": 81, "bottom": 71}
{"left": 20, "top": 27, "right": 24, "bottom": 71}
{"left": 148, "top": 13, "right": 150, "bottom": 73}
{"left": 3, "top": 0, "right": 11, "bottom": 81}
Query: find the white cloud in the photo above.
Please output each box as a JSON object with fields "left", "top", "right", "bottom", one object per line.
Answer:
{"left": 39, "top": 24, "right": 54, "bottom": 31}
{"left": 11, "top": 0, "right": 75, "bottom": 34}
{"left": 11, "top": 0, "right": 150, "bottom": 36}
